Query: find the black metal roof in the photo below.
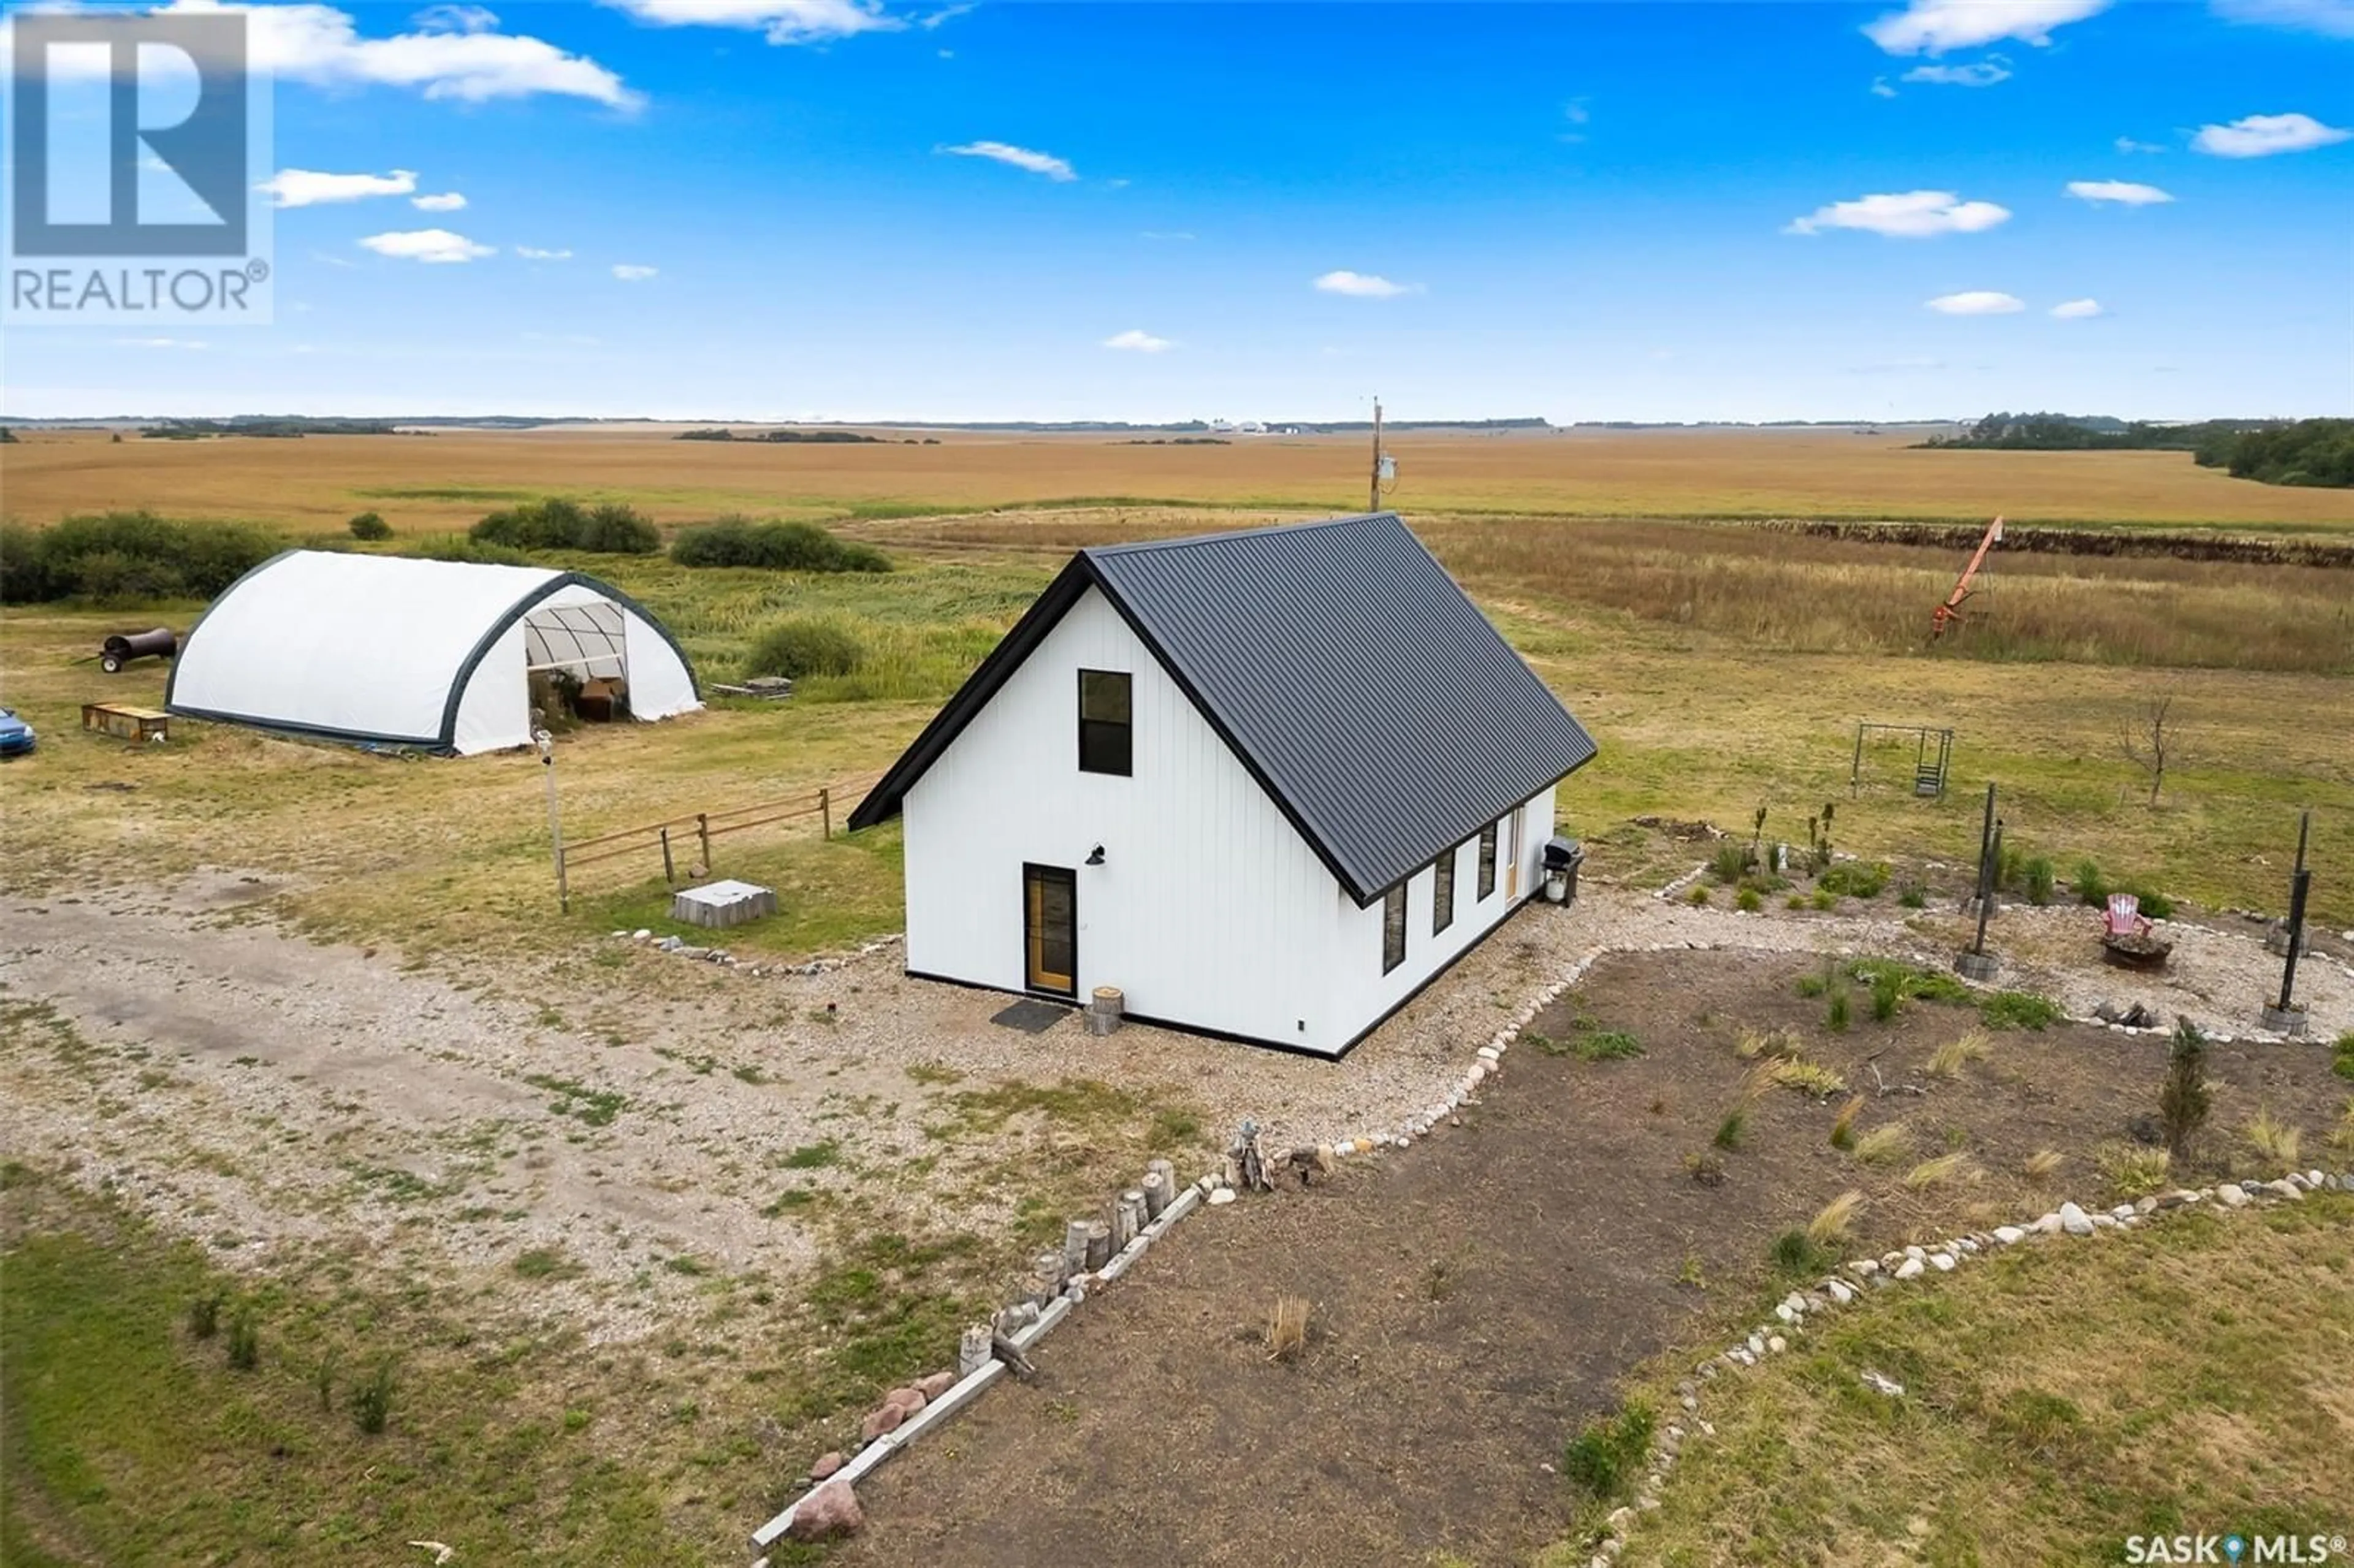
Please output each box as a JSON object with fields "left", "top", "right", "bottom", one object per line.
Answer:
{"left": 847, "top": 512, "right": 1597, "bottom": 904}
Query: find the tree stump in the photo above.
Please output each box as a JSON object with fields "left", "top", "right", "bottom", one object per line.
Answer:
{"left": 1113, "top": 1189, "right": 1146, "bottom": 1248}
{"left": 1082, "top": 1219, "right": 1111, "bottom": 1271}
{"left": 1141, "top": 1169, "right": 1170, "bottom": 1221}
{"left": 958, "top": 1324, "right": 992, "bottom": 1378}
{"left": 1062, "top": 1219, "right": 1093, "bottom": 1277}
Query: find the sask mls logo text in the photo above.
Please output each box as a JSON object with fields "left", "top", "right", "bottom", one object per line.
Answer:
{"left": 5, "top": 9, "right": 272, "bottom": 324}
{"left": 2127, "top": 1535, "right": 2346, "bottom": 1564}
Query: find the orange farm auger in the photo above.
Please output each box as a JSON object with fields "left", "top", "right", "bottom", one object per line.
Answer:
{"left": 1930, "top": 514, "right": 2004, "bottom": 639}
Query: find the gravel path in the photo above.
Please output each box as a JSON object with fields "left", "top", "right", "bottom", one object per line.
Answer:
{"left": 4, "top": 870, "right": 2344, "bottom": 1346}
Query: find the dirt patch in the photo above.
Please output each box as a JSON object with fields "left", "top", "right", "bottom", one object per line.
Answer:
{"left": 834, "top": 946, "right": 2351, "bottom": 1568}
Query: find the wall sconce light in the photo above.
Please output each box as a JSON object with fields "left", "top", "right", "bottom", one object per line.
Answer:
{"left": 1086, "top": 845, "right": 1106, "bottom": 866}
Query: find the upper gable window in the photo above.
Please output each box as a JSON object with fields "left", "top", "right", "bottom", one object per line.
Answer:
{"left": 1078, "top": 669, "right": 1132, "bottom": 775}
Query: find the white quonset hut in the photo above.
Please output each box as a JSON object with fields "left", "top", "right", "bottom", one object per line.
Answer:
{"left": 166, "top": 549, "right": 701, "bottom": 754}
{"left": 848, "top": 512, "right": 1598, "bottom": 1057}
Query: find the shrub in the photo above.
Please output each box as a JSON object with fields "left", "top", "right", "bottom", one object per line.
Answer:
{"left": 347, "top": 511, "right": 392, "bottom": 540}
{"left": 1769, "top": 1228, "right": 1833, "bottom": 1277}
{"left": 1810, "top": 888, "right": 1837, "bottom": 911}
{"left": 1829, "top": 1097, "right": 1862, "bottom": 1151}
{"left": 1853, "top": 1123, "right": 1911, "bottom": 1164}
{"left": 470, "top": 497, "right": 658, "bottom": 555}
{"left": 2334, "top": 1032, "right": 2354, "bottom": 1082}
{"left": 2097, "top": 1143, "right": 2172, "bottom": 1200}
{"left": 1569, "top": 1028, "right": 1644, "bottom": 1062}
{"left": 1899, "top": 886, "right": 1928, "bottom": 909}
{"left": 2244, "top": 1108, "right": 2301, "bottom": 1168}
{"left": 1265, "top": 1295, "right": 1311, "bottom": 1361}
{"left": 1684, "top": 1150, "right": 1726, "bottom": 1186}
{"left": 670, "top": 516, "right": 891, "bottom": 573}
{"left": 1737, "top": 1026, "right": 1802, "bottom": 1061}
{"left": 313, "top": 1350, "right": 338, "bottom": 1410}
{"left": 1817, "top": 861, "right": 1889, "bottom": 900}
{"left": 1927, "top": 1029, "right": 1991, "bottom": 1077}
{"left": 2022, "top": 856, "right": 2055, "bottom": 906}
{"left": 1794, "top": 971, "right": 1828, "bottom": 999}
{"left": 226, "top": 1313, "right": 259, "bottom": 1371}
{"left": 1826, "top": 989, "right": 1851, "bottom": 1033}
{"left": 352, "top": 1360, "right": 396, "bottom": 1434}
{"left": 187, "top": 1293, "right": 222, "bottom": 1341}
{"left": 1713, "top": 1108, "right": 1746, "bottom": 1150}
{"left": 2119, "top": 883, "right": 2175, "bottom": 921}
{"left": 1709, "top": 842, "right": 1751, "bottom": 884}
{"left": 1562, "top": 1401, "right": 1655, "bottom": 1500}
{"left": 1, "top": 511, "right": 278, "bottom": 604}
{"left": 1808, "top": 1189, "right": 1864, "bottom": 1247}
{"left": 1736, "top": 887, "right": 1762, "bottom": 913}
{"left": 1769, "top": 1059, "right": 1846, "bottom": 1098}
{"left": 1685, "top": 885, "right": 1710, "bottom": 906}
{"left": 1868, "top": 969, "right": 1903, "bottom": 1023}
{"left": 2073, "top": 858, "right": 2108, "bottom": 906}
{"left": 745, "top": 617, "right": 864, "bottom": 681}
{"left": 398, "top": 532, "right": 531, "bottom": 566}
{"left": 2158, "top": 1020, "right": 2211, "bottom": 1161}
{"left": 1980, "top": 991, "right": 2062, "bottom": 1031}
{"left": 1904, "top": 1151, "right": 1977, "bottom": 1188}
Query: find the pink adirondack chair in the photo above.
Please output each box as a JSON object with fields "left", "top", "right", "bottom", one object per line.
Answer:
{"left": 2103, "top": 893, "right": 2152, "bottom": 939}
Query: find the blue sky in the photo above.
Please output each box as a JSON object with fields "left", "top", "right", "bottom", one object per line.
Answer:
{"left": 6, "top": 0, "right": 2351, "bottom": 421}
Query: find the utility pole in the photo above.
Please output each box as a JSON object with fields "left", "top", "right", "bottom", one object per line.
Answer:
{"left": 1368, "top": 397, "right": 1384, "bottom": 513}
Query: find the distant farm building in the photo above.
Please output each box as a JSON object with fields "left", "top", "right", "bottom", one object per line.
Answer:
{"left": 849, "top": 511, "right": 1598, "bottom": 1057}
{"left": 166, "top": 550, "right": 701, "bottom": 753}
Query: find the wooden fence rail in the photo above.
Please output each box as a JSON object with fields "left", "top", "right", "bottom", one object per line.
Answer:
{"left": 554, "top": 771, "right": 884, "bottom": 901}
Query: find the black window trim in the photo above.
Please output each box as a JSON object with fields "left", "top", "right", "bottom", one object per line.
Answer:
{"left": 1381, "top": 882, "right": 1407, "bottom": 974}
{"left": 1076, "top": 667, "right": 1133, "bottom": 777}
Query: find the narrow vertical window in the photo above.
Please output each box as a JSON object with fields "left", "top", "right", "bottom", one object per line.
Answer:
{"left": 1433, "top": 847, "right": 1457, "bottom": 934}
{"left": 1077, "top": 669, "right": 1132, "bottom": 775}
{"left": 1477, "top": 822, "right": 1498, "bottom": 900}
{"left": 1381, "top": 883, "right": 1406, "bottom": 973}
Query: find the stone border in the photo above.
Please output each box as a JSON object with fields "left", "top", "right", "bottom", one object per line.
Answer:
{"left": 1577, "top": 1168, "right": 2354, "bottom": 1567}
{"left": 743, "top": 904, "right": 2346, "bottom": 1556}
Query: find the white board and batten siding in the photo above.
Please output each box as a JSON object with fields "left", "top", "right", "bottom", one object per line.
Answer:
{"left": 901, "top": 585, "right": 1552, "bottom": 1056}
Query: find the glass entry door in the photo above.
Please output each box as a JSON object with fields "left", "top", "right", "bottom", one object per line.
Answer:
{"left": 1023, "top": 864, "right": 1078, "bottom": 997}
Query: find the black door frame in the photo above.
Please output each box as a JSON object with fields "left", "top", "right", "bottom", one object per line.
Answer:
{"left": 1021, "top": 862, "right": 1079, "bottom": 999}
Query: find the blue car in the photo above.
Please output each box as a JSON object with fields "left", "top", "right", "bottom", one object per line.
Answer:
{"left": 0, "top": 707, "right": 35, "bottom": 758}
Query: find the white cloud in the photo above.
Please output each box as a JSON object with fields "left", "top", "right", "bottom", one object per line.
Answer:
{"left": 260, "top": 167, "right": 417, "bottom": 207}
{"left": 2114, "top": 135, "right": 2167, "bottom": 154}
{"left": 2051, "top": 298, "right": 2105, "bottom": 318}
{"left": 359, "top": 227, "right": 493, "bottom": 263}
{"left": 154, "top": 0, "right": 639, "bottom": 108}
{"left": 1140, "top": 230, "right": 1195, "bottom": 242}
{"left": 517, "top": 246, "right": 573, "bottom": 260}
{"left": 1313, "top": 270, "right": 1413, "bottom": 298}
{"left": 1902, "top": 57, "right": 2013, "bottom": 86}
{"left": 612, "top": 264, "right": 658, "bottom": 281}
{"left": 937, "top": 140, "right": 1076, "bottom": 181}
{"left": 413, "top": 4, "right": 500, "bottom": 32}
{"left": 1102, "top": 329, "right": 1172, "bottom": 353}
{"left": 918, "top": 2, "right": 975, "bottom": 26}
{"left": 2066, "top": 179, "right": 2174, "bottom": 205}
{"left": 1925, "top": 290, "right": 2027, "bottom": 314}
{"left": 2210, "top": 0, "right": 2354, "bottom": 37}
{"left": 1785, "top": 190, "right": 2011, "bottom": 238}
{"left": 115, "top": 336, "right": 208, "bottom": 349}
{"left": 2192, "top": 112, "right": 2353, "bottom": 158}
{"left": 411, "top": 191, "right": 468, "bottom": 211}
{"left": 1864, "top": 0, "right": 2109, "bottom": 53}
{"left": 1870, "top": 77, "right": 1899, "bottom": 97}
{"left": 608, "top": 0, "right": 902, "bottom": 45}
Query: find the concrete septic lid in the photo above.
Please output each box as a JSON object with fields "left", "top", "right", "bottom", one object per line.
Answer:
{"left": 680, "top": 880, "right": 771, "bottom": 902}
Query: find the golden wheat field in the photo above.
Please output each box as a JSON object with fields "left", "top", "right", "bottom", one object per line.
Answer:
{"left": 7, "top": 423, "right": 2354, "bottom": 534}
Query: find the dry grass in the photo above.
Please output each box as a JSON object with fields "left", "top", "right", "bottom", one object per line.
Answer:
{"left": 1828, "top": 1097, "right": 1862, "bottom": 1151}
{"left": 1735, "top": 1026, "right": 1804, "bottom": 1061}
{"left": 1767, "top": 1059, "right": 1848, "bottom": 1100}
{"left": 1927, "top": 1029, "right": 1994, "bottom": 1079}
{"left": 1904, "top": 1151, "right": 1981, "bottom": 1189}
{"left": 1266, "top": 1296, "right": 1310, "bottom": 1363}
{"left": 1853, "top": 1124, "right": 1913, "bottom": 1165}
{"left": 1807, "top": 1190, "right": 1866, "bottom": 1249}
{"left": 2244, "top": 1108, "right": 2303, "bottom": 1169}
{"left": 2024, "top": 1149, "right": 2067, "bottom": 1184}
{"left": 11, "top": 425, "right": 2354, "bottom": 535}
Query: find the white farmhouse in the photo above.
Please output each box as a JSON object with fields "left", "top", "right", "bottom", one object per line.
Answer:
{"left": 848, "top": 512, "right": 1597, "bottom": 1057}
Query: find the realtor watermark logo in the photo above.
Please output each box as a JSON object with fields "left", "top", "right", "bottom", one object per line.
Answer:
{"left": 2127, "top": 1534, "right": 2346, "bottom": 1564}
{"left": 4, "top": 8, "right": 272, "bottom": 324}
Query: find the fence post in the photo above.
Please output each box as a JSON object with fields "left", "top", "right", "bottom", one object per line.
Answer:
{"left": 820, "top": 786, "right": 831, "bottom": 841}
{"left": 696, "top": 812, "right": 712, "bottom": 875}
{"left": 661, "top": 826, "right": 675, "bottom": 885}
